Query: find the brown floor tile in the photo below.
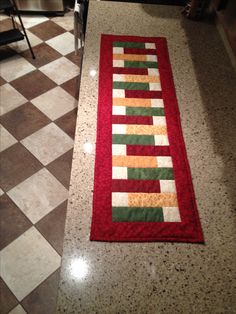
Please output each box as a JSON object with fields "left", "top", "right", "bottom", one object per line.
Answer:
{"left": 65, "top": 49, "right": 82, "bottom": 66}
{"left": 0, "top": 77, "right": 6, "bottom": 86}
{"left": 60, "top": 76, "right": 80, "bottom": 99}
{"left": 0, "top": 143, "right": 42, "bottom": 192}
{"left": 0, "top": 194, "right": 32, "bottom": 250}
{"left": 21, "top": 43, "right": 61, "bottom": 68}
{"left": 0, "top": 18, "right": 16, "bottom": 32}
{"left": 35, "top": 201, "right": 67, "bottom": 255}
{"left": 55, "top": 108, "right": 78, "bottom": 139}
{"left": 21, "top": 269, "right": 60, "bottom": 314}
{"left": 29, "top": 20, "right": 66, "bottom": 41}
{"left": 0, "top": 102, "right": 50, "bottom": 140}
{"left": 47, "top": 149, "right": 73, "bottom": 189}
{"left": 10, "top": 70, "right": 56, "bottom": 100}
{"left": 0, "top": 278, "right": 18, "bottom": 314}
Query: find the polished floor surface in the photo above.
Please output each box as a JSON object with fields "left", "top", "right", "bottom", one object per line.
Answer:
{"left": 57, "top": 2, "right": 236, "bottom": 314}
{"left": 0, "top": 12, "right": 80, "bottom": 314}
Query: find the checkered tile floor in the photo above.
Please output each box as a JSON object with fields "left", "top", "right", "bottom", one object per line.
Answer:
{"left": 0, "top": 12, "right": 81, "bottom": 314}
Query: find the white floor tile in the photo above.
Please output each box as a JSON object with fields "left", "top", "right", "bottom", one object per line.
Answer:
{"left": 0, "top": 84, "right": 27, "bottom": 115}
{"left": 51, "top": 14, "right": 74, "bottom": 31}
{"left": 46, "top": 32, "right": 75, "bottom": 56}
{"left": 0, "top": 188, "right": 4, "bottom": 196}
{"left": 7, "top": 168, "right": 68, "bottom": 223}
{"left": 20, "top": 15, "right": 49, "bottom": 29}
{"left": 31, "top": 86, "right": 77, "bottom": 120}
{"left": 0, "top": 55, "right": 35, "bottom": 82}
{"left": 21, "top": 123, "right": 74, "bottom": 165}
{"left": 0, "top": 125, "right": 17, "bottom": 152}
{"left": 39, "top": 57, "right": 79, "bottom": 85}
{"left": 9, "top": 304, "right": 27, "bottom": 314}
{"left": 0, "top": 226, "right": 61, "bottom": 301}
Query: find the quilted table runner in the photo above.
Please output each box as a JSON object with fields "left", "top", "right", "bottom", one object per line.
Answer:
{"left": 90, "top": 34, "right": 203, "bottom": 242}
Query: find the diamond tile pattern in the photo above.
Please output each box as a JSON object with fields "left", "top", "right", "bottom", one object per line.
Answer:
{"left": 0, "top": 124, "right": 17, "bottom": 152}
{"left": 46, "top": 32, "right": 75, "bottom": 55}
{"left": 31, "top": 86, "right": 77, "bottom": 120}
{"left": 0, "top": 194, "right": 32, "bottom": 250}
{"left": 21, "top": 42, "right": 61, "bottom": 68}
{"left": 0, "top": 102, "right": 50, "bottom": 140}
{"left": 39, "top": 56, "right": 79, "bottom": 85}
{"left": 11, "top": 70, "right": 56, "bottom": 100}
{"left": 21, "top": 123, "right": 74, "bottom": 166}
{"left": 0, "top": 143, "right": 42, "bottom": 192}
{"left": 0, "top": 54, "right": 35, "bottom": 82}
{"left": 0, "top": 12, "right": 81, "bottom": 312}
{"left": 7, "top": 168, "right": 68, "bottom": 224}
{"left": 1, "top": 226, "right": 61, "bottom": 301}
{"left": 0, "top": 84, "right": 27, "bottom": 116}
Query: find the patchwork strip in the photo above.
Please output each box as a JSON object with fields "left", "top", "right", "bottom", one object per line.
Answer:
{"left": 91, "top": 35, "right": 203, "bottom": 243}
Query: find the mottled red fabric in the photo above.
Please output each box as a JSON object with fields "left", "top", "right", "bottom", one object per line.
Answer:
{"left": 90, "top": 34, "right": 204, "bottom": 243}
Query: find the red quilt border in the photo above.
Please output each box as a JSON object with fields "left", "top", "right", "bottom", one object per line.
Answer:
{"left": 90, "top": 34, "right": 204, "bottom": 243}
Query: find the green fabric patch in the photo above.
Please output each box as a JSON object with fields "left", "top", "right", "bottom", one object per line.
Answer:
{"left": 112, "top": 207, "right": 164, "bottom": 222}
{"left": 113, "top": 82, "right": 150, "bottom": 91}
{"left": 113, "top": 41, "right": 145, "bottom": 48}
{"left": 126, "top": 107, "right": 165, "bottom": 116}
{"left": 128, "top": 168, "right": 174, "bottom": 180}
{"left": 124, "top": 61, "right": 158, "bottom": 68}
{"left": 112, "top": 134, "right": 155, "bottom": 145}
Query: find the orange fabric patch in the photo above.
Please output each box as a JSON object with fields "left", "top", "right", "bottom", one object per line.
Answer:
{"left": 113, "top": 98, "right": 152, "bottom": 107}
{"left": 113, "top": 54, "right": 147, "bottom": 61}
{"left": 128, "top": 193, "right": 178, "bottom": 207}
{"left": 126, "top": 125, "right": 167, "bottom": 135}
{"left": 112, "top": 156, "right": 157, "bottom": 168}
{"left": 124, "top": 75, "right": 159, "bottom": 83}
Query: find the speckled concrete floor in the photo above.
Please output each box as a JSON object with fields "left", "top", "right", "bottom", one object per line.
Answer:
{"left": 56, "top": 2, "right": 236, "bottom": 313}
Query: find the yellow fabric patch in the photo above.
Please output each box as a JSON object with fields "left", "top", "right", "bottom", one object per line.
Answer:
{"left": 112, "top": 156, "right": 157, "bottom": 168}
{"left": 128, "top": 193, "right": 178, "bottom": 207}
{"left": 113, "top": 54, "right": 147, "bottom": 61}
{"left": 124, "top": 75, "right": 159, "bottom": 83}
{"left": 126, "top": 125, "right": 167, "bottom": 135}
{"left": 113, "top": 98, "right": 152, "bottom": 107}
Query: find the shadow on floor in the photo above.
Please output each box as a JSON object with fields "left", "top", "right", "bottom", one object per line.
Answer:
{"left": 181, "top": 16, "right": 236, "bottom": 208}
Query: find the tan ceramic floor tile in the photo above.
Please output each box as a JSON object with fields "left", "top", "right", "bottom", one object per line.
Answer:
{"left": 51, "top": 14, "right": 74, "bottom": 31}
{"left": 9, "top": 30, "right": 42, "bottom": 53}
{"left": 7, "top": 168, "right": 68, "bottom": 224}
{"left": 31, "top": 86, "right": 77, "bottom": 120}
{"left": 46, "top": 32, "right": 75, "bottom": 56}
{"left": 21, "top": 123, "right": 74, "bottom": 166}
{"left": 21, "top": 15, "right": 49, "bottom": 29}
{"left": 0, "top": 14, "right": 9, "bottom": 22}
{"left": 0, "top": 55, "right": 35, "bottom": 82}
{"left": 0, "top": 125, "right": 17, "bottom": 152}
{"left": 0, "top": 188, "right": 4, "bottom": 196}
{"left": 1, "top": 226, "right": 61, "bottom": 301}
{"left": 8, "top": 304, "right": 27, "bottom": 314}
{"left": 39, "top": 56, "right": 79, "bottom": 85}
{"left": 0, "top": 84, "right": 27, "bottom": 115}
